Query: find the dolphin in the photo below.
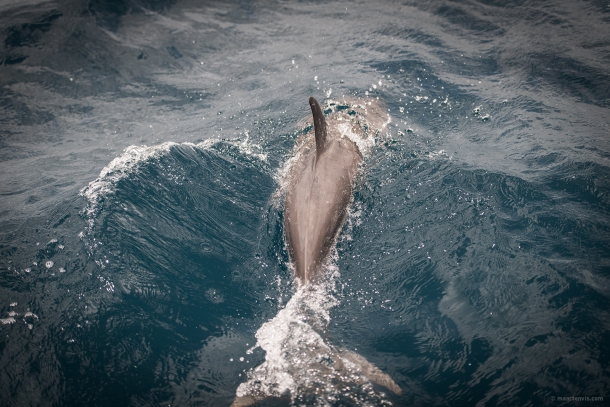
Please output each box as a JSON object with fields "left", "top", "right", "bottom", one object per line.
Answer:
{"left": 231, "top": 97, "right": 400, "bottom": 406}
{"left": 284, "top": 97, "right": 362, "bottom": 284}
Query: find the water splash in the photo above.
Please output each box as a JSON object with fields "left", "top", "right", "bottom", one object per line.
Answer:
{"left": 235, "top": 264, "right": 398, "bottom": 405}
{"left": 79, "top": 142, "right": 179, "bottom": 217}
{"left": 79, "top": 137, "right": 267, "bottom": 219}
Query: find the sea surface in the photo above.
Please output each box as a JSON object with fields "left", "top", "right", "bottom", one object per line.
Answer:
{"left": 1, "top": 0, "right": 609, "bottom": 406}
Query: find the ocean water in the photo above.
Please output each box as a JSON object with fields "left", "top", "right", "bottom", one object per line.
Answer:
{"left": 1, "top": 0, "right": 609, "bottom": 406}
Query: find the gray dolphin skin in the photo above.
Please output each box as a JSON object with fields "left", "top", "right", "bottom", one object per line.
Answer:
{"left": 230, "top": 97, "right": 400, "bottom": 407}
{"left": 284, "top": 97, "right": 362, "bottom": 284}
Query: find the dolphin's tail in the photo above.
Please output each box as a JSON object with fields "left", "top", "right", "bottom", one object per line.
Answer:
{"left": 230, "top": 394, "right": 290, "bottom": 407}
{"left": 337, "top": 348, "right": 402, "bottom": 396}
{"left": 231, "top": 346, "right": 401, "bottom": 406}
{"left": 230, "top": 395, "right": 259, "bottom": 407}
{"left": 232, "top": 253, "right": 400, "bottom": 406}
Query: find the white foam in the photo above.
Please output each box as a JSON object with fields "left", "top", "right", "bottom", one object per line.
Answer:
{"left": 230, "top": 131, "right": 268, "bottom": 162}
{"left": 235, "top": 258, "right": 395, "bottom": 404}
{"left": 426, "top": 149, "right": 449, "bottom": 160}
{"left": 326, "top": 97, "right": 391, "bottom": 157}
{"left": 236, "top": 266, "right": 340, "bottom": 400}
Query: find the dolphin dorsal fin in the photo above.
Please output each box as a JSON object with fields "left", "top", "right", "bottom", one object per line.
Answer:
{"left": 309, "top": 97, "right": 327, "bottom": 158}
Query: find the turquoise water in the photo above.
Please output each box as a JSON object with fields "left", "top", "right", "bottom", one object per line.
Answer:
{"left": 1, "top": 0, "right": 609, "bottom": 406}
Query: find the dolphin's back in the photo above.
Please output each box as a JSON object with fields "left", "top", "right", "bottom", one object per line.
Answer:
{"left": 284, "top": 98, "right": 361, "bottom": 283}
{"left": 231, "top": 98, "right": 401, "bottom": 407}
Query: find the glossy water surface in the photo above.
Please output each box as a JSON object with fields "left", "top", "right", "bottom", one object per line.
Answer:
{"left": 1, "top": 0, "right": 609, "bottom": 406}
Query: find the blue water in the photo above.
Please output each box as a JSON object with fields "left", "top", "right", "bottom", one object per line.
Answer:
{"left": 1, "top": 0, "right": 609, "bottom": 406}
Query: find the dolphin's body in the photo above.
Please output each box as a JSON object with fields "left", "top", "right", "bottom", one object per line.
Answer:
{"left": 284, "top": 97, "right": 362, "bottom": 284}
{"left": 231, "top": 97, "right": 400, "bottom": 407}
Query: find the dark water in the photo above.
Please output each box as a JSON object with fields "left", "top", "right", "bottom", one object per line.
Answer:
{"left": 1, "top": 0, "right": 609, "bottom": 406}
